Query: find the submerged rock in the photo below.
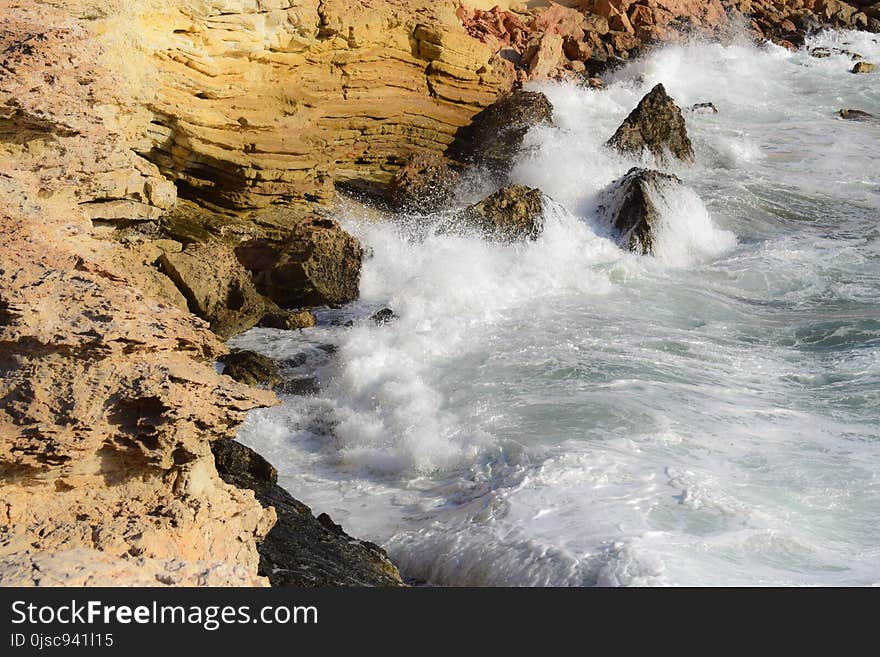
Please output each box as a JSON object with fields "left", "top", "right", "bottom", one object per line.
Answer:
{"left": 607, "top": 83, "right": 694, "bottom": 164}
{"left": 690, "top": 102, "right": 718, "bottom": 114}
{"left": 371, "top": 308, "right": 397, "bottom": 325}
{"left": 447, "top": 90, "right": 553, "bottom": 175}
{"left": 851, "top": 61, "right": 875, "bottom": 73}
{"left": 388, "top": 152, "right": 460, "bottom": 214}
{"left": 212, "top": 439, "right": 404, "bottom": 587}
{"left": 220, "top": 350, "right": 283, "bottom": 390}
{"left": 235, "top": 216, "right": 362, "bottom": 309}
{"left": 839, "top": 109, "right": 875, "bottom": 121}
{"left": 158, "top": 241, "right": 266, "bottom": 339}
{"left": 597, "top": 167, "right": 683, "bottom": 255}
{"left": 457, "top": 184, "right": 546, "bottom": 241}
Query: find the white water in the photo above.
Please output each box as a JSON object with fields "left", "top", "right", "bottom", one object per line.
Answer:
{"left": 233, "top": 31, "right": 880, "bottom": 586}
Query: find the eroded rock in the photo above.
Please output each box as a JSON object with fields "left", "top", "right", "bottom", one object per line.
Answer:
{"left": 388, "top": 152, "right": 460, "bottom": 214}
{"left": 607, "top": 83, "right": 694, "bottom": 164}
{"left": 448, "top": 90, "right": 553, "bottom": 175}
{"left": 235, "top": 216, "right": 363, "bottom": 309}
{"left": 597, "top": 167, "right": 683, "bottom": 255}
{"left": 259, "top": 310, "right": 318, "bottom": 331}
{"left": 456, "top": 184, "right": 547, "bottom": 241}
{"left": 220, "top": 351, "right": 283, "bottom": 390}
{"left": 158, "top": 241, "right": 266, "bottom": 339}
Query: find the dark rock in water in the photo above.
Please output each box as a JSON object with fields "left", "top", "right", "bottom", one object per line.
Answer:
{"left": 447, "top": 90, "right": 553, "bottom": 175}
{"left": 220, "top": 350, "right": 283, "bottom": 389}
{"left": 457, "top": 184, "right": 546, "bottom": 242}
{"left": 259, "top": 309, "right": 317, "bottom": 330}
{"left": 371, "top": 308, "right": 397, "bottom": 325}
{"left": 606, "top": 83, "right": 694, "bottom": 164}
{"left": 690, "top": 102, "right": 718, "bottom": 114}
{"left": 212, "top": 439, "right": 404, "bottom": 586}
{"left": 276, "top": 377, "right": 320, "bottom": 396}
{"left": 388, "top": 152, "right": 460, "bottom": 214}
{"left": 839, "top": 109, "right": 875, "bottom": 121}
{"left": 851, "top": 61, "right": 875, "bottom": 74}
{"left": 235, "top": 216, "right": 362, "bottom": 309}
{"left": 811, "top": 46, "right": 863, "bottom": 60}
{"left": 597, "top": 167, "right": 682, "bottom": 256}
{"left": 158, "top": 241, "right": 266, "bottom": 339}
{"left": 810, "top": 47, "right": 832, "bottom": 58}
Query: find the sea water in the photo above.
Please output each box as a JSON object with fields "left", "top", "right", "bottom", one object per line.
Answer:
{"left": 232, "top": 30, "right": 880, "bottom": 586}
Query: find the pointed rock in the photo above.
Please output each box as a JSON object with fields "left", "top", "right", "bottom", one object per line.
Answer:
{"left": 597, "top": 167, "right": 682, "bottom": 255}
{"left": 607, "top": 83, "right": 694, "bottom": 164}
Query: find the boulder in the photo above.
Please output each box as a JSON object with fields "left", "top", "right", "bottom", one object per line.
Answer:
{"left": 235, "top": 217, "right": 363, "bottom": 309}
{"left": 388, "top": 152, "right": 460, "bottom": 214}
{"left": 457, "top": 184, "right": 546, "bottom": 242}
{"left": 371, "top": 308, "right": 398, "bottom": 325}
{"left": 607, "top": 83, "right": 695, "bottom": 163}
{"left": 259, "top": 309, "right": 318, "bottom": 330}
{"left": 597, "top": 167, "right": 682, "bottom": 255}
{"left": 158, "top": 241, "right": 266, "bottom": 339}
{"left": 212, "top": 439, "right": 404, "bottom": 587}
{"left": 220, "top": 350, "right": 284, "bottom": 390}
{"left": 447, "top": 90, "right": 553, "bottom": 175}
{"left": 851, "top": 61, "right": 875, "bottom": 73}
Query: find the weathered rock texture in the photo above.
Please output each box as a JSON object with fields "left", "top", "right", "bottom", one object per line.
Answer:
{"left": 388, "top": 152, "right": 461, "bottom": 213}
{"left": 2, "top": 0, "right": 877, "bottom": 588}
{"left": 457, "top": 184, "right": 547, "bottom": 241}
{"left": 607, "top": 83, "right": 694, "bottom": 164}
{"left": 212, "top": 439, "right": 404, "bottom": 586}
{"left": 597, "top": 167, "right": 682, "bottom": 254}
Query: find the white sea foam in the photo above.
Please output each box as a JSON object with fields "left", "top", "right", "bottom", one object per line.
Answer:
{"left": 234, "top": 31, "right": 880, "bottom": 586}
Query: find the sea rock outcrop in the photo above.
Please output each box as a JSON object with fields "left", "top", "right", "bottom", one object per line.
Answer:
{"left": 388, "top": 152, "right": 461, "bottom": 213}
{"left": 220, "top": 351, "right": 285, "bottom": 390}
{"left": 457, "top": 184, "right": 547, "bottom": 241}
{"left": 597, "top": 167, "right": 682, "bottom": 255}
{"left": 448, "top": 89, "right": 554, "bottom": 174}
{"left": 235, "top": 215, "right": 363, "bottom": 309}
{"left": 607, "top": 83, "right": 694, "bottom": 164}
{"left": 212, "top": 439, "right": 404, "bottom": 587}
{"left": 839, "top": 108, "right": 875, "bottom": 120}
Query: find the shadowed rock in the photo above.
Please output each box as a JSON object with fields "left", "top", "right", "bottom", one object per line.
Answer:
{"left": 212, "top": 439, "right": 404, "bottom": 587}
{"left": 220, "top": 350, "right": 283, "bottom": 390}
{"left": 456, "top": 184, "right": 546, "bottom": 242}
{"left": 690, "top": 102, "right": 718, "bottom": 114}
{"left": 158, "top": 241, "right": 266, "bottom": 339}
{"left": 388, "top": 152, "right": 460, "bottom": 214}
{"left": 259, "top": 309, "right": 317, "bottom": 330}
{"left": 597, "top": 167, "right": 683, "bottom": 255}
{"left": 607, "top": 83, "right": 694, "bottom": 164}
{"left": 235, "top": 216, "right": 362, "bottom": 309}
{"left": 448, "top": 90, "right": 553, "bottom": 175}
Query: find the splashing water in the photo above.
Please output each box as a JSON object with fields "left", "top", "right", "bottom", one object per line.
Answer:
{"left": 233, "top": 31, "right": 880, "bottom": 586}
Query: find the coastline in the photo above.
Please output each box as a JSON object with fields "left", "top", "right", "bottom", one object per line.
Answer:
{"left": 1, "top": 0, "right": 877, "bottom": 587}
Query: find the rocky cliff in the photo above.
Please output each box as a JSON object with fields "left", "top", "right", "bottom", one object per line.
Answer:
{"left": 1, "top": 0, "right": 876, "bottom": 586}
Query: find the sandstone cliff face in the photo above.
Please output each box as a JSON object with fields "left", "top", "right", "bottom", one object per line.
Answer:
{"left": 0, "top": 1, "right": 275, "bottom": 586}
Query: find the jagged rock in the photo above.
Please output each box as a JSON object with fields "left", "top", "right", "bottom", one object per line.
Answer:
{"left": 597, "top": 167, "right": 683, "bottom": 255}
{"left": 158, "top": 241, "right": 266, "bottom": 339}
{"left": 607, "top": 83, "right": 695, "bottom": 163}
{"left": 371, "top": 308, "right": 398, "bottom": 325}
{"left": 276, "top": 377, "right": 321, "bottom": 396}
{"left": 457, "top": 184, "right": 546, "bottom": 241}
{"left": 220, "top": 351, "right": 284, "bottom": 390}
{"left": 388, "top": 152, "right": 460, "bottom": 213}
{"left": 260, "top": 310, "right": 318, "bottom": 331}
{"left": 851, "top": 61, "right": 875, "bottom": 73}
{"left": 691, "top": 102, "right": 719, "bottom": 114}
{"left": 235, "top": 216, "right": 363, "bottom": 309}
{"left": 212, "top": 439, "right": 404, "bottom": 587}
{"left": 448, "top": 90, "right": 553, "bottom": 175}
